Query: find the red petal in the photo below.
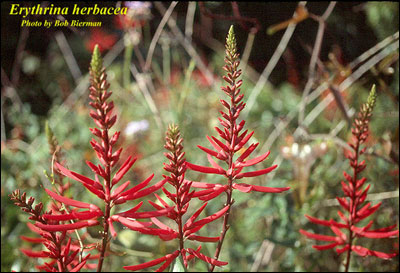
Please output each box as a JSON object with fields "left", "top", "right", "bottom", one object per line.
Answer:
{"left": 305, "top": 215, "right": 348, "bottom": 228}
{"left": 184, "top": 202, "right": 208, "bottom": 230}
{"left": 351, "top": 226, "right": 399, "bottom": 238}
{"left": 299, "top": 229, "right": 338, "bottom": 242}
{"left": 312, "top": 242, "right": 339, "bottom": 250}
{"left": 151, "top": 217, "right": 176, "bottom": 234}
{"left": 250, "top": 184, "right": 290, "bottom": 193}
{"left": 45, "top": 189, "right": 100, "bottom": 211}
{"left": 336, "top": 244, "right": 350, "bottom": 255}
{"left": 111, "top": 156, "right": 137, "bottom": 185}
{"left": 236, "top": 143, "right": 259, "bottom": 162}
{"left": 187, "top": 234, "right": 220, "bottom": 242}
{"left": 35, "top": 220, "right": 99, "bottom": 232}
{"left": 336, "top": 197, "right": 350, "bottom": 211}
{"left": 108, "top": 218, "right": 117, "bottom": 238}
{"left": 43, "top": 210, "right": 102, "bottom": 221}
{"left": 124, "top": 251, "right": 179, "bottom": 271}
{"left": 211, "top": 136, "right": 230, "bottom": 153}
{"left": 330, "top": 226, "right": 347, "bottom": 242}
{"left": 197, "top": 145, "right": 219, "bottom": 158}
{"left": 118, "top": 174, "right": 154, "bottom": 199}
{"left": 198, "top": 187, "right": 227, "bottom": 201}
{"left": 186, "top": 248, "right": 228, "bottom": 267}
{"left": 155, "top": 251, "right": 180, "bottom": 272}
{"left": 235, "top": 165, "right": 277, "bottom": 179}
{"left": 191, "top": 189, "right": 215, "bottom": 198}
{"left": 234, "top": 131, "right": 254, "bottom": 151}
{"left": 20, "top": 248, "right": 50, "bottom": 258}
{"left": 116, "top": 201, "right": 143, "bottom": 216}
{"left": 355, "top": 202, "right": 381, "bottom": 221}
{"left": 186, "top": 162, "right": 225, "bottom": 175}
{"left": 206, "top": 135, "right": 224, "bottom": 153}
{"left": 232, "top": 183, "right": 252, "bottom": 193}
{"left": 20, "top": 236, "right": 46, "bottom": 243}
{"left": 190, "top": 181, "right": 224, "bottom": 189}
{"left": 236, "top": 151, "right": 270, "bottom": 167}
{"left": 122, "top": 178, "right": 167, "bottom": 201}
{"left": 55, "top": 162, "right": 101, "bottom": 189}
{"left": 70, "top": 254, "right": 90, "bottom": 272}
{"left": 112, "top": 216, "right": 152, "bottom": 231}
{"left": 207, "top": 154, "right": 225, "bottom": 173}
{"left": 368, "top": 224, "right": 397, "bottom": 233}
{"left": 111, "top": 181, "right": 131, "bottom": 199}
{"left": 119, "top": 207, "right": 173, "bottom": 219}
{"left": 70, "top": 259, "right": 89, "bottom": 272}
{"left": 185, "top": 205, "right": 229, "bottom": 233}
{"left": 351, "top": 245, "right": 398, "bottom": 259}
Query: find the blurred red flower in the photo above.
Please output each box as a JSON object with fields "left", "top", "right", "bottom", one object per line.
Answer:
{"left": 85, "top": 29, "right": 117, "bottom": 53}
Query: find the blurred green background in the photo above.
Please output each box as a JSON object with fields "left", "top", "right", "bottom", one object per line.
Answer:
{"left": 1, "top": 2, "right": 399, "bottom": 272}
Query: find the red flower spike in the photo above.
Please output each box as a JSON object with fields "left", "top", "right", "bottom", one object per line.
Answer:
{"left": 123, "top": 124, "right": 229, "bottom": 271}
{"left": 11, "top": 45, "right": 186, "bottom": 272}
{"left": 183, "top": 27, "right": 289, "bottom": 271}
{"left": 301, "top": 86, "right": 398, "bottom": 270}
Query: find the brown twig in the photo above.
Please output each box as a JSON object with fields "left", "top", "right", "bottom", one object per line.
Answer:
{"left": 298, "top": 2, "right": 337, "bottom": 126}
{"left": 243, "top": 1, "right": 307, "bottom": 119}
{"left": 199, "top": 2, "right": 261, "bottom": 33}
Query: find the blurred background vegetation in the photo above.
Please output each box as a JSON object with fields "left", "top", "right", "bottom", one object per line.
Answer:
{"left": 1, "top": 1, "right": 399, "bottom": 272}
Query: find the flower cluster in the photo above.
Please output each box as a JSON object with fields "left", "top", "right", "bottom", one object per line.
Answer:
{"left": 186, "top": 25, "right": 290, "bottom": 271}
{"left": 122, "top": 124, "right": 228, "bottom": 271}
{"left": 11, "top": 45, "right": 169, "bottom": 272}
{"left": 187, "top": 26, "right": 290, "bottom": 196}
{"left": 10, "top": 189, "right": 95, "bottom": 272}
{"left": 300, "top": 86, "right": 399, "bottom": 271}
{"left": 9, "top": 123, "right": 100, "bottom": 271}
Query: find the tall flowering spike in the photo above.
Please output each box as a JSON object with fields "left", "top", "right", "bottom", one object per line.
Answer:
{"left": 186, "top": 25, "right": 289, "bottom": 272}
{"left": 300, "top": 85, "right": 398, "bottom": 272}
{"left": 123, "top": 124, "right": 228, "bottom": 271}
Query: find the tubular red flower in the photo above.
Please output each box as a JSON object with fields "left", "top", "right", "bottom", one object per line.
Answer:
{"left": 43, "top": 210, "right": 102, "bottom": 221}
{"left": 55, "top": 162, "right": 103, "bottom": 191}
{"left": 20, "top": 249, "right": 50, "bottom": 258}
{"left": 186, "top": 162, "right": 226, "bottom": 175}
{"left": 35, "top": 219, "right": 99, "bottom": 232}
{"left": 186, "top": 248, "right": 228, "bottom": 267}
{"left": 45, "top": 189, "right": 100, "bottom": 212}
{"left": 235, "top": 165, "right": 278, "bottom": 179}
{"left": 299, "top": 229, "right": 340, "bottom": 242}
{"left": 111, "top": 156, "right": 138, "bottom": 186}
{"left": 124, "top": 250, "right": 180, "bottom": 271}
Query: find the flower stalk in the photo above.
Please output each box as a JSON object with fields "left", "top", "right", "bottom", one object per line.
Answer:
{"left": 186, "top": 25, "right": 290, "bottom": 272}
{"left": 300, "top": 85, "right": 398, "bottom": 271}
